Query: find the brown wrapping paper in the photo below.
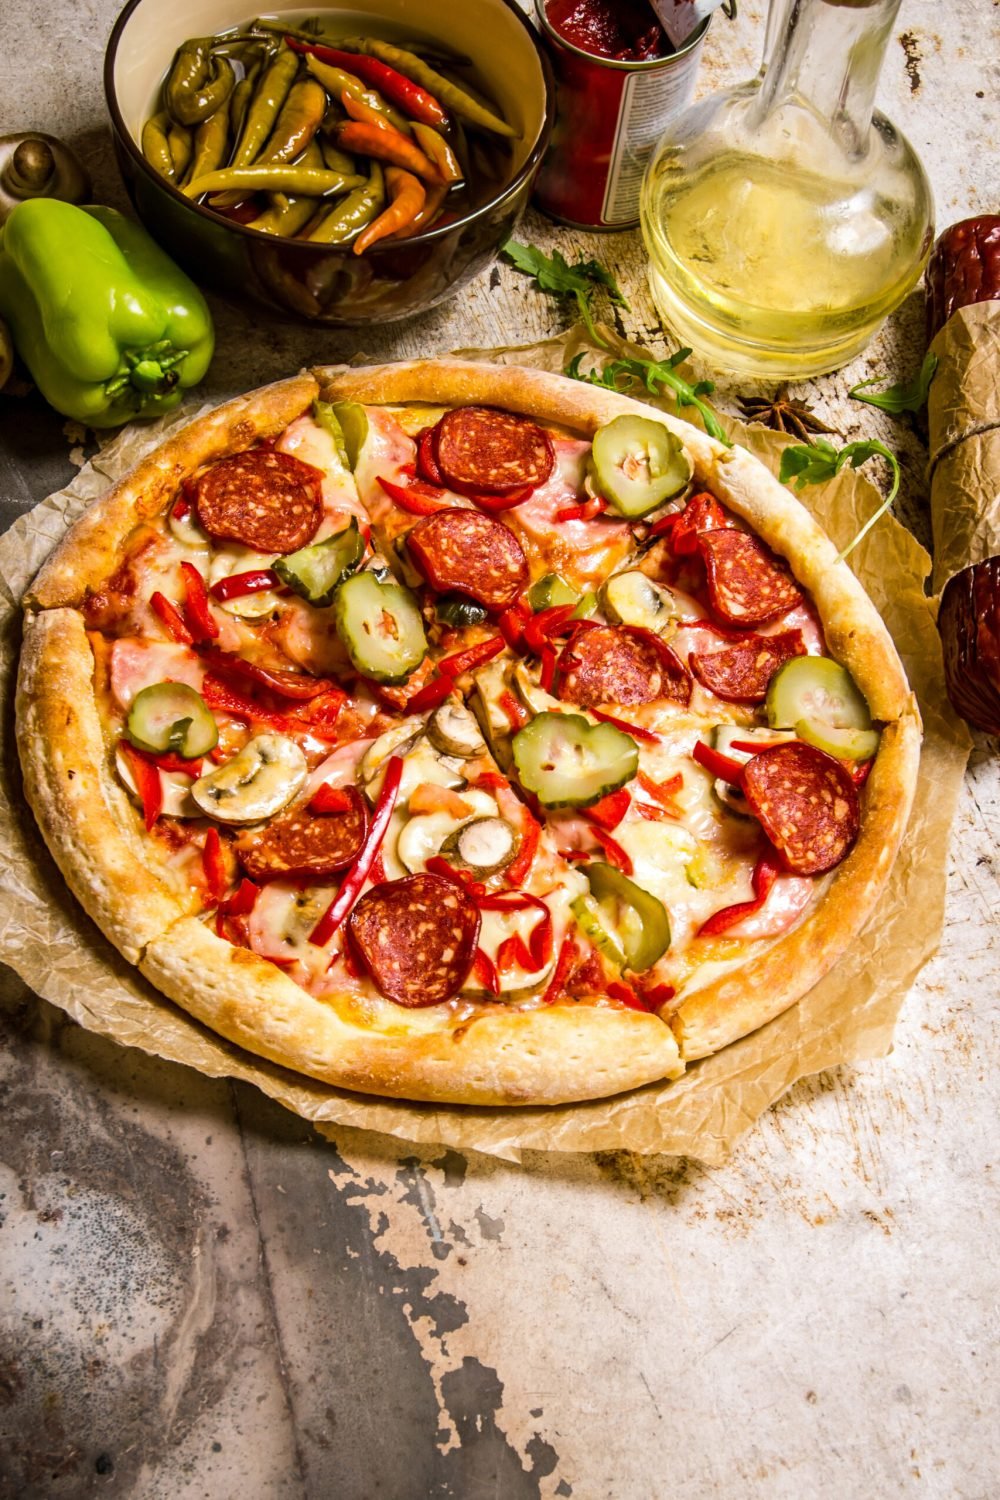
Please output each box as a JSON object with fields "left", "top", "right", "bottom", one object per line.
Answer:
{"left": 0, "top": 337, "right": 971, "bottom": 1163}
{"left": 928, "top": 300, "right": 1000, "bottom": 590}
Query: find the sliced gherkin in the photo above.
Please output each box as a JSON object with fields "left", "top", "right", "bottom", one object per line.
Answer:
{"left": 766, "top": 655, "right": 872, "bottom": 732}
{"left": 589, "top": 414, "right": 692, "bottom": 518}
{"left": 312, "top": 400, "right": 349, "bottom": 467}
{"left": 600, "top": 570, "right": 676, "bottom": 630}
{"left": 571, "top": 893, "right": 627, "bottom": 968}
{"left": 585, "top": 862, "right": 671, "bottom": 972}
{"left": 273, "top": 520, "right": 365, "bottom": 607}
{"left": 512, "top": 711, "right": 637, "bottom": 808}
{"left": 126, "top": 682, "right": 218, "bottom": 759}
{"left": 333, "top": 572, "right": 427, "bottom": 684}
{"left": 330, "top": 400, "right": 369, "bottom": 469}
{"left": 795, "top": 718, "right": 880, "bottom": 760}
{"left": 528, "top": 573, "right": 579, "bottom": 611}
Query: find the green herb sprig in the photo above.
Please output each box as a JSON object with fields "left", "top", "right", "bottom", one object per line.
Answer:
{"left": 501, "top": 241, "right": 628, "bottom": 346}
{"left": 779, "top": 437, "right": 901, "bottom": 561}
{"left": 566, "top": 350, "right": 730, "bottom": 447}
{"left": 849, "top": 353, "right": 938, "bottom": 414}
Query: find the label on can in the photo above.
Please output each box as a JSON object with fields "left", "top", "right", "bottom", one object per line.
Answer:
{"left": 601, "top": 60, "right": 701, "bottom": 225}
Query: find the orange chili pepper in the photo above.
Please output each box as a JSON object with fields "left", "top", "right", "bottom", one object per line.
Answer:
{"left": 389, "top": 180, "right": 449, "bottom": 240}
{"left": 354, "top": 167, "right": 426, "bottom": 255}
{"left": 411, "top": 122, "right": 463, "bottom": 184}
{"left": 340, "top": 88, "right": 408, "bottom": 133}
{"left": 337, "top": 120, "right": 440, "bottom": 183}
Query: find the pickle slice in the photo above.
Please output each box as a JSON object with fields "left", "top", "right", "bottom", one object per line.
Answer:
{"left": 511, "top": 711, "right": 637, "bottom": 808}
{"left": 795, "top": 718, "right": 880, "bottom": 760}
{"left": 333, "top": 571, "right": 427, "bottom": 684}
{"left": 766, "top": 655, "right": 872, "bottom": 731}
{"left": 570, "top": 893, "right": 627, "bottom": 968}
{"left": 273, "top": 520, "right": 365, "bottom": 607}
{"left": 126, "top": 682, "right": 218, "bottom": 758}
{"left": 330, "top": 401, "right": 369, "bottom": 469}
{"left": 585, "top": 862, "right": 671, "bottom": 972}
{"left": 436, "top": 594, "right": 488, "bottom": 628}
{"left": 312, "top": 400, "right": 349, "bottom": 467}
{"left": 589, "top": 415, "right": 692, "bottom": 519}
{"left": 600, "top": 570, "right": 676, "bottom": 631}
{"left": 528, "top": 573, "right": 579, "bottom": 611}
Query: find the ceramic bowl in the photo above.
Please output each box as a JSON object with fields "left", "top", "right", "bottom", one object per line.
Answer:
{"left": 105, "top": 0, "right": 553, "bottom": 324}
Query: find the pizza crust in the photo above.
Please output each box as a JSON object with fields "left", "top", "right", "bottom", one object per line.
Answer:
{"left": 15, "top": 608, "right": 199, "bottom": 963}
{"left": 140, "top": 916, "right": 683, "bottom": 1106}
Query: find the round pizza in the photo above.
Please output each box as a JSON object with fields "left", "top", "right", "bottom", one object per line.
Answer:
{"left": 15, "top": 360, "right": 922, "bottom": 1106}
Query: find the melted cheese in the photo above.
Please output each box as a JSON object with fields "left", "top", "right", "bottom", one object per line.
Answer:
{"left": 110, "top": 639, "right": 204, "bottom": 710}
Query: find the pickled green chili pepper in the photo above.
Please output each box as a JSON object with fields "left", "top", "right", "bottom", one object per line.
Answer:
{"left": 231, "top": 46, "right": 299, "bottom": 167}
{"left": 411, "top": 122, "right": 463, "bottom": 184}
{"left": 187, "top": 96, "right": 231, "bottom": 183}
{"left": 303, "top": 56, "right": 410, "bottom": 134}
{"left": 320, "top": 139, "right": 355, "bottom": 176}
{"left": 184, "top": 164, "right": 365, "bottom": 198}
{"left": 248, "top": 141, "right": 325, "bottom": 235}
{"left": 213, "top": 77, "right": 327, "bottom": 206}
{"left": 305, "top": 162, "right": 384, "bottom": 243}
{"left": 167, "top": 123, "right": 192, "bottom": 179}
{"left": 166, "top": 40, "right": 236, "bottom": 127}
{"left": 141, "top": 112, "right": 176, "bottom": 181}
{"left": 342, "top": 37, "right": 517, "bottom": 137}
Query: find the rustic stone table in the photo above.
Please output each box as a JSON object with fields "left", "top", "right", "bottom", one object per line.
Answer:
{"left": 1, "top": 2, "right": 997, "bottom": 1496}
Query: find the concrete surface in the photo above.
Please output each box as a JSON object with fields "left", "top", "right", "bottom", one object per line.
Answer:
{"left": 1, "top": 1, "right": 998, "bottom": 1496}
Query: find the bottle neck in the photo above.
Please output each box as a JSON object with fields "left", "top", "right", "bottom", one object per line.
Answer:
{"left": 756, "top": 0, "right": 902, "bottom": 152}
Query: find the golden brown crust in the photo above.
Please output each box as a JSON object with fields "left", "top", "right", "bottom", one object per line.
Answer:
{"left": 15, "top": 609, "right": 198, "bottom": 963}
{"left": 140, "top": 917, "right": 683, "bottom": 1106}
{"left": 29, "top": 375, "right": 319, "bottom": 610}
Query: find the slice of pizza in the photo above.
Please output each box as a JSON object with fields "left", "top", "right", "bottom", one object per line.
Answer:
{"left": 16, "top": 361, "right": 921, "bottom": 1108}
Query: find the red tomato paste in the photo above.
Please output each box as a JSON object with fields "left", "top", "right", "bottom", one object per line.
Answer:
{"left": 544, "top": 0, "right": 668, "bottom": 61}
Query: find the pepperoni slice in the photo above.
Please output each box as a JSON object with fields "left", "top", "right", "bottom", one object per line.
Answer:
{"left": 194, "top": 448, "right": 324, "bottom": 554}
{"left": 347, "top": 873, "right": 480, "bottom": 1006}
{"left": 558, "top": 625, "right": 691, "bottom": 708}
{"left": 236, "top": 787, "right": 368, "bottom": 881}
{"left": 669, "top": 491, "right": 731, "bottom": 556}
{"left": 434, "top": 406, "right": 555, "bottom": 496}
{"left": 690, "top": 629, "right": 806, "bottom": 702}
{"left": 407, "top": 508, "right": 529, "bottom": 610}
{"left": 741, "top": 742, "right": 860, "bottom": 875}
{"left": 698, "top": 529, "right": 802, "bottom": 626}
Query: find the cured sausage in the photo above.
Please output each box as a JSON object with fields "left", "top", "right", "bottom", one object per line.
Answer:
{"left": 741, "top": 741, "right": 860, "bottom": 875}
{"left": 236, "top": 787, "right": 367, "bottom": 880}
{"left": 194, "top": 448, "right": 324, "bottom": 553}
{"left": 558, "top": 624, "right": 690, "bottom": 708}
{"left": 699, "top": 529, "right": 802, "bottom": 626}
{"left": 925, "top": 215, "right": 1000, "bottom": 341}
{"left": 690, "top": 629, "right": 806, "bottom": 702}
{"left": 346, "top": 872, "right": 480, "bottom": 1006}
{"left": 433, "top": 406, "right": 555, "bottom": 495}
{"left": 407, "top": 508, "right": 528, "bottom": 610}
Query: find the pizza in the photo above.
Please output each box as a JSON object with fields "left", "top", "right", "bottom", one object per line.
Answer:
{"left": 15, "top": 360, "right": 922, "bottom": 1106}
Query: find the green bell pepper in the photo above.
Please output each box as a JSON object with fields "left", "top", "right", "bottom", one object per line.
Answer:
{"left": 0, "top": 198, "right": 213, "bottom": 427}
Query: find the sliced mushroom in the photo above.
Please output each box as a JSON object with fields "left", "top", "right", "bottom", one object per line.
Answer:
{"left": 427, "top": 701, "right": 486, "bottom": 758}
{"left": 395, "top": 788, "right": 497, "bottom": 875}
{"left": 168, "top": 502, "right": 210, "bottom": 552}
{"left": 191, "top": 734, "right": 306, "bottom": 823}
{"left": 360, "top": 717, "right": 426, "bottom": 790}
{"left": 442, "top": 816, "right": 519, "bottom": 877}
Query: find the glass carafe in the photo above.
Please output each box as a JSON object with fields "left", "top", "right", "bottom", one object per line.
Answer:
{"left": 639, "top": 0, "right": 934, "bottom": 377}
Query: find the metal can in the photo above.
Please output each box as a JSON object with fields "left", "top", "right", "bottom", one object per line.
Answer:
{"left": 532, "top": 1, "right": 710, "bottom": 231}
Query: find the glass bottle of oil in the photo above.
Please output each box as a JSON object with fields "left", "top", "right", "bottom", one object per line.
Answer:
{"left": 640, "top": 0, "right": 934, "bottom": 377}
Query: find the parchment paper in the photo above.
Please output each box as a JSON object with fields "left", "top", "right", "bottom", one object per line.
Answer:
{"left": 0, "top": 333, "right": 970, "bottom": 1163}
{"left": 928, "top": 300, "right": 1000, "bottom": 590}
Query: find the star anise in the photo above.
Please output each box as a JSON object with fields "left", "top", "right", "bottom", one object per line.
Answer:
{"left": 737, "top": 388, "right": 840, "bottom": 443}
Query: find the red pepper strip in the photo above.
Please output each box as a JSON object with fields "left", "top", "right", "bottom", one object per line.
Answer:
{"left": 439, "top": 635, "right": 505, "bottom": 678}
{"left": 369, "top": 848, "right": 388, "bottom": 886}
{"left": 523, "top": 603, "right": 577, "bottom": 655}
{"left": 590, "top": 708, "right": 661, "bottom": 745}
{"left": 541, "top": 936, "right": 576, "bottom": 1005}
{"left": 171, "top": 492, "right": 191, "bottom": 521}
{"left": 539, "top": 644, "right": 557, "bottom": 694}
{"left": 642, "top": 982, "right": 677, "bottom": 1007}
{"left": 202, "top": 827, "right": 227, "bottom": 905}
{"left": 648, "top": 512, "right": 678, "bottom": 539}
{"left": 376, "top": 473, "right": 450, "bottom": 516}
{"left": 200, "top": 647, "right": 334, "bottom": 701}
{"left": 297, "top": 689, "right": 347, "bottom": 734}
{"left": 498, "top": 601, "right": 531, "bottom": 649}
{"left": 221, "top": 877, "right": 260, "bottom": 917}
{"left": 504, "top": 810, "right": 540, "bottom": 887}
{"left": 852, "top": 758, "right": 874, "bottom": 786}
{"left": 416, "top": 427, "right": 444, "bottom": 485}
{"left": 129, "top": 746, "right": 203, "bottom": 777}
{"left": 497, "top": 933, "right": 535, "bottom": 975}
{"left": 471, "top": 948, "right": 500, "bottom": 996}
{"left": 555, "top": 497, "right": 606, "bottom": 523}
{"left": 424, "top": 856, "right": 486, "bottom": 898}
{"left": 497, "top": 690, "right": 530, "bottom": 731}
{"left": 122, "top": 742, "right": 163, "bottom": 830}
{"left": 667, "top": 491, "right": 729, "bottom": 556}
{"left": 697, "top": 855, "right": 781, "bottom": 937}
{"left": 150, "top": 590, "right": 194, "bottom": 644}
{"left": 310, "top": 754, "right": 403, "bottom": 946}
{"left": 635, "top": 803, "right": 680, "bottom": 823}
{"left": 637, "top": 769, "right": 683, "bottom": 811}
{"left": 607, "top": 980, "right": 650, "bottom": 1012}
{"left": 310, "top": 784, "right": 354, "bottom": 814}
{"left": 560, "top": 849, "right": 592, "bottom": 862}
{"left": 405, "top": 674, "right": 454, "bottom": 712}
{"left": 729, "top": 738, "right": 789, "bottom": 755}
{"left": 209, "top": 569, "right": 280, "bottom": 603}
{"left": 180, "top": 561, "right": 220, "bottom": 643}
{"left": 590, "top": 827, "right": 633, "bottom": 875}
{"left": 692, "top": 739, "right": 744, "bottom": 783}
{"left": 586, "top": 787, "right": 631, "bottom": 831}
{"left": 285, "top": 37, "right": 449, "bottom": 127}
{"left": 471, "top": 769, "right": 509, "bottom": 791}
{"left": 201, "top": 673, "right": 303, "bottom": 734}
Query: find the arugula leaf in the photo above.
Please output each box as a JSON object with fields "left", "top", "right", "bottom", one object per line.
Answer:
{"left": 566, "top": 350, "right": 730, "bottom": 447}
{"left": 849, "top": 353, "right": 938, "bottom": 414}
{"left": 501, "top": 241, "right": 628, "bottom": 346}
{"left": 779, "top": 436, "right": 901, "bottom": 560}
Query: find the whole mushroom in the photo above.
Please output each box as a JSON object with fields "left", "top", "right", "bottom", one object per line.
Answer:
{"left": 0, "top": 132, "right": 91, "bottom": 223}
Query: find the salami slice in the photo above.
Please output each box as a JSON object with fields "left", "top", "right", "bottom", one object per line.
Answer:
{"left": 407, "top": 508, "right": 528, "bottom": 610}
{"left": 699, "top": 529, "right": 802, "bottom": 626}
{"left": 558, "top": 625, "right": 691, "bottom": 708}
{"left": 669, "top": 491, "right": 731, "bottom": 556}
{"left": 194, "top": 448, "right": 324, "bottom": 554}
{"left": 690, "top": 629, "right": 806, "bottom": 702}
{"left": 434, "top": 406, "right": 555, "bottom": 495}
{"left": 741, "top": 741, "right": 860, "bottom": 875}
{"left": 236, "top": 787, "right": 367, "bottom": 881}
{"left": 347, "top": 873, "right": 480, "bottom": 1006}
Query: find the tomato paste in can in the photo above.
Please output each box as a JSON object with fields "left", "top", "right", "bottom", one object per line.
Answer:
{"left": 533, "top": 0, "right": 709, "bottom": 230}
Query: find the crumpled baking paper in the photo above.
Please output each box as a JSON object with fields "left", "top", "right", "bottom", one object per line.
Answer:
{"left": 0, "top": 332, "right": 971, "bottom": 1163}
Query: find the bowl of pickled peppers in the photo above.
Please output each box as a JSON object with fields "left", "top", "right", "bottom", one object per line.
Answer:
{"left": 105, "top": 0, "right": 553, "bottom": 323}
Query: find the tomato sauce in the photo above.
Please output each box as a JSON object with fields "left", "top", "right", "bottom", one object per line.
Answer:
{"left": 544, "top": 0, "right": 668, "bottom": 61}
